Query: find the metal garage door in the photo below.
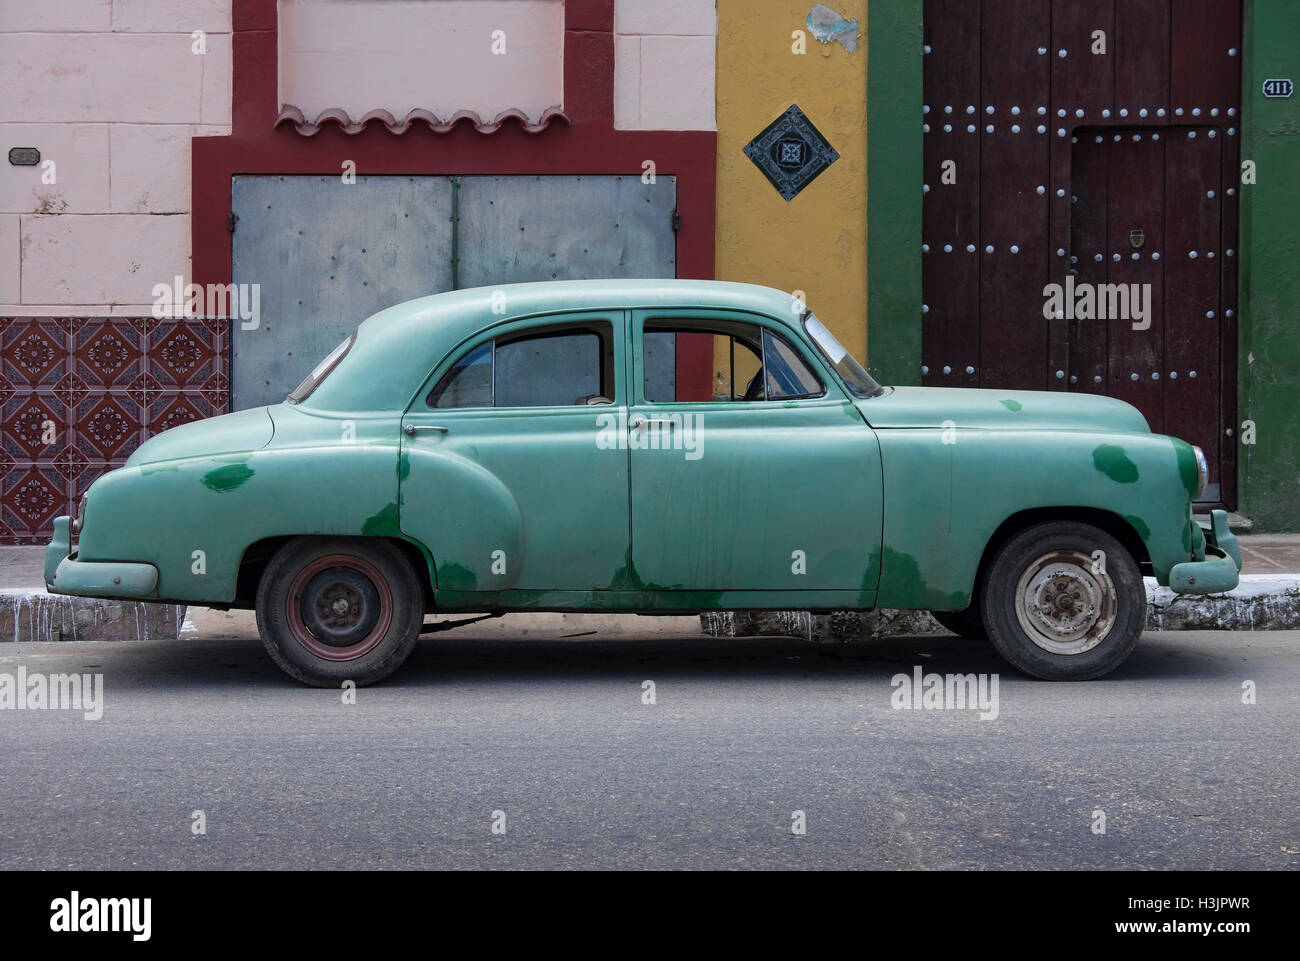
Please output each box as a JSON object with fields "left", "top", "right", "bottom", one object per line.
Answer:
{"left": 230, "top": 175, "right": 677, "bottom": 410}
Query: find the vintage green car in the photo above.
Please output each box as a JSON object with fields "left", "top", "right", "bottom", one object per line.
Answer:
{"left": 46, "top": 280, "right": 1240, "bottom": 686}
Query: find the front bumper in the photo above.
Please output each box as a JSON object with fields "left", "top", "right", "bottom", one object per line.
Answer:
{"left": 45, "top": 515, "right": 159, "bottom": 598}
{"left": 1168, "top": 509, "right": 1241, "bottom": 595}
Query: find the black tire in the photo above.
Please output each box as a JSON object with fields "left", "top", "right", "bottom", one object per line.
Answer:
{"left": 255, "top": 536, "right": 424, "bottom": 687}
{"left": 980, "top": 521, "right": 1145, "bottom": 680}
{"left": 931, "top": 606, "right": 986, "bottom": 639}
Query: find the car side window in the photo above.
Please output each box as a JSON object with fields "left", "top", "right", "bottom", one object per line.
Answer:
{"left": 428, "top": 342, "right": 491, "bottom": 408}
{"left": 644, "top": 321, "right": 823, "bottom": 403}
{"left": 762, "top": 329, "right": 824, "bottom": 400}
{"left": 428, "top": 323, "right": 614, "bottom": 409}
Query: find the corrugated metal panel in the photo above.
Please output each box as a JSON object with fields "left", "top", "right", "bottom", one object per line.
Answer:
{"left": 231, "top": 175, "right": 454, "bottom": 409}
{"left": 456, "top": 175, "right": 677, "bottom": 288}
{"left": 231, "top": 175, "right": 678, "bottom": 412}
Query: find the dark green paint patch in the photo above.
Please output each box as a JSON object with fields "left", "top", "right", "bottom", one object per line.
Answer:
{"left": 1092, "top": 444, "right": 1140, "bottom": 484}
{"left": 398, "top": 450, "right": 411, "bottom": 481}
{"left": 856, "top": 549, "right": 883, "bottom": 607}
{"left": 201, "top": 463, "right": 254, "bottom": 492}
{"left": 1000, "top": 399, "right": 1023, "bottom": 412}
{"left": 878, "top": 546, "right": 967, "bottom": 610}
{"left": 361, "top": 502, "right": 400, "bottom": 536}
{"left": 1172, "top": 438, "right": 1199, "bottom": 498}
{"left": 608, "top": 548, "right": 645, "bottom": 591}
{"left": 437, "top": 562, "right": 478, "bottom": 591}
{"left": 1123, "top": 514, "right": 1152, "bottom": 543}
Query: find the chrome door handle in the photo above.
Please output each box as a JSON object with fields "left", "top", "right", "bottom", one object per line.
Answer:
{"left": 629, "top": 415, "right": 677, "bottom": 430}
{"left": 404, "top": 424, "right": 449, "bottom": 435}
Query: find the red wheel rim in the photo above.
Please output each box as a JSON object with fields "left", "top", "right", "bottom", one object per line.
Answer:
{"left": 286, "top": 554, "right": 393, "bottom": 662}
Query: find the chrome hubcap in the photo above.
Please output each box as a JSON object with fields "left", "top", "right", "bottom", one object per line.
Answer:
{"left": 1014, "top": 550, "right": 1117, "bottom": 655}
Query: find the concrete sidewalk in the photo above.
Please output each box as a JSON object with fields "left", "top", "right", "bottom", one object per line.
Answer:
{"left": 0, "top": 546, "right": 186, "bottom": 643}
{"left": 4, "top": 534, "right": 1300, "bottom": 643}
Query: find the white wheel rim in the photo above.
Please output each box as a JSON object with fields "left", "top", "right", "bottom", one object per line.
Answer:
{"left": 1014, "top": 550, "right": 1117, "bottom": 655}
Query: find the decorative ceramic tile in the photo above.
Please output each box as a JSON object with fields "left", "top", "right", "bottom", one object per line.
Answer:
{"left": 742, "top": 104, "right": 840, "bottom": 201}
{"left": 149, "top": 321, "right": 218, "bottom": 388}
{"left": 73, "top": 319, "right": 144, "bottom": 387}
{"left": 2, "top": 394, "right": 71, "bottom": 460}
{"left": 146, "top": 393, "right": 209, "bottom": 434}
{"left": 1, "top": 320, "right": 68, "bottom": 388}
{"left": 74, "top": 394, "right": 142, "bottom": 461}
{"left": 1, "top": 464, "right": 66, "bottom": 537}
{"left": 0, "top": 316, "right": 231, "bottom": 542}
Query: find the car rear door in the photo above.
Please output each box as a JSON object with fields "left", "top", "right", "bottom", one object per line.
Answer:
{"left": 398, "top": 312, "right": 631, "bottom": 594}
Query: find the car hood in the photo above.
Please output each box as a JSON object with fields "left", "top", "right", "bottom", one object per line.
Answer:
{"left": 125, "top": 406, "right": 275, "bottom": 466}
{"left": 857, "top": 386, "right": 1150, "bottom": 433}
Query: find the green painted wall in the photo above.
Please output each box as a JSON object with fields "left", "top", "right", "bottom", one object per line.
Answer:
{"left": 865, "top": 0, "right": 923, "bottom": 386}
{"left": 1239, "top": 0, "right": 1300, "bottom": 531}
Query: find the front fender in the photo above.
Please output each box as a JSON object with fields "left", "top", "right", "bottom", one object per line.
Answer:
{"left": 876, "top": 429, "right": 1200, "bottom": 609}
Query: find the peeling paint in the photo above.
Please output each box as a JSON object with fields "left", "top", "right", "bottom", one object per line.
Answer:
{"left": 1000, "top": 399, "right": 1023, "bottom": 412}
{"left": 806, "top": 3, "right": 860, "bottom": 53}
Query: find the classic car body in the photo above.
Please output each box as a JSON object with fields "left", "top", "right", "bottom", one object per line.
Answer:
{"left": 46, "top": 280, "right": 1241, "bottom": 685}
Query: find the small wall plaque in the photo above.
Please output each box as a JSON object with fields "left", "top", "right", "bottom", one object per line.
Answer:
{"left": 8, "top": 147, "right": 41, "bottom": 166}
{"left": 1262, "top": 78, "right": 1293, "bottom": 98}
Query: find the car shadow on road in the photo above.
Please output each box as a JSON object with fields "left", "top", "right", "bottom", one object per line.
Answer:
{"left": 67, "top": 628, "right": 1258, "bottom": 692}
{"left": 97, "top": 629, "right": 1252, "bottom": 690}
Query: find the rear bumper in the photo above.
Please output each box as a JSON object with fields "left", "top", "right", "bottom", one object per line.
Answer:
{"left": 1168, "top": 509, "right": 1242, "bottom": 595}
{"left": 45, "top": 515, "right": 159, "bottom": 598}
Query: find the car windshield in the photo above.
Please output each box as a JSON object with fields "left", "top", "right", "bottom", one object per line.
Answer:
{"left": 286, "top": 332, "right": 355, "bottom": 404}
{"left": 801, "top": 311, "right": 884, "bottom": 398}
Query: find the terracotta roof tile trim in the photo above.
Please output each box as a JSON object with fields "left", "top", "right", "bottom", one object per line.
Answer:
{"left": 275, "top": 105, "right": 570, "bottom": 136}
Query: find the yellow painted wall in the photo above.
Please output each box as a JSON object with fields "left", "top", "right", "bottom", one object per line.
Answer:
{"left": 714, "top": 0, "right": 868, "bottom": 364}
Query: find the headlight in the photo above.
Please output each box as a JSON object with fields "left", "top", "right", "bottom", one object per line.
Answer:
{"left": 1192, "top": 446, "right": 1209, "bottom": 499}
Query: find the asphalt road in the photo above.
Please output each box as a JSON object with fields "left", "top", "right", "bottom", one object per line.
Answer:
{"left": 1, "top": 615, "right": 1296, "bottom": 870}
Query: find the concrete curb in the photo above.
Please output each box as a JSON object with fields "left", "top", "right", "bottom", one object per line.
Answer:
{"left": 1146, "top": 575, "right": 1300, "bottom": 630}
{"left": 0, "top": 590, "right": 186, "bottom": 643}
{"left": 701, "top": 574, "right": 1300, "bottom": 640}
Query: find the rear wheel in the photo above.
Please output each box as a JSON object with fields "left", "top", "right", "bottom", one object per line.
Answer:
{"left": 256, "top": 537, "right": 423, "bottom": 687}
{"left": 981, "top": 521, "right": 1145, "bottom": 680}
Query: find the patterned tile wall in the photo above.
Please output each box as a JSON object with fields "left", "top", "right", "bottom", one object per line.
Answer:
{"left": 0, "top": 317, "right": 229, "bottom": 544}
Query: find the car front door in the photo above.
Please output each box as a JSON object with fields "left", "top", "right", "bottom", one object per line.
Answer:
{"left": 628, "top": 309, "right": 884, "bottom": 599}
{"left": 399, "top": 312, "right": 630, "bottom": 595}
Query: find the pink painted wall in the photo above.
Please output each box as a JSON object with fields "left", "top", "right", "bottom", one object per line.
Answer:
{"left": 278, "top": 0, "right": 565, "bottom": 123}
{"left": 0, "top": 0, "right": 717, "bottom": 312}
{"left": 0, "top": 0, "right": 233, "bottom": 313}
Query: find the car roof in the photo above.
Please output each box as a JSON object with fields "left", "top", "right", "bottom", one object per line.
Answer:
{"left": 302, "top": 279, "right": 805, "bottom": 412}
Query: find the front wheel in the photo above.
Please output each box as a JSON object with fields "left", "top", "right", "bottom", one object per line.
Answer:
{"left": 256, "top": 537, "right": 424, "bottom": 687}
{"left": 981, "top": 521, "right": 1145, "bottom": 680}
